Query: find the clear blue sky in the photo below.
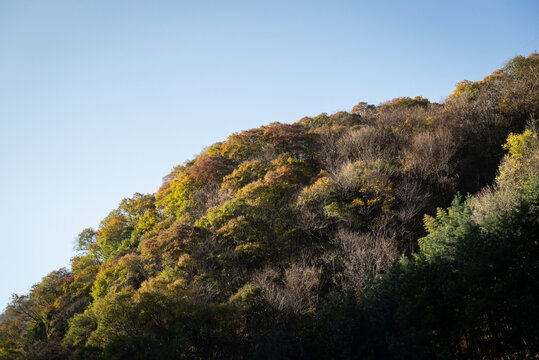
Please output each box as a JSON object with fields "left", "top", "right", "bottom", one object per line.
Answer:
{"left": 0, "top": 0, "right": 537, "bottom": 310}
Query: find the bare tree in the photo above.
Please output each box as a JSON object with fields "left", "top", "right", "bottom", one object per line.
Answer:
{"left": 394, "top": 179, "right": 429, "bottom": 252}
{"left": 403, "top": 126, "right": 457, "bottom": 180}
{"left": 190, "top": 182, "right": 231, "bottom": 220}
{"left": 331, "top": 228, "right": 398, "bottom": 297}
{"left": 336, "top": 126, "right": 397, "bottom": 163}
{"left": 253, "top": 261, "right": 321, "bottom": 315}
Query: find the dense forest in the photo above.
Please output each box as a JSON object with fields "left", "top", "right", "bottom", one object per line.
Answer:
{"left": 1, "top": 53, "right": 538, "bottom": 359}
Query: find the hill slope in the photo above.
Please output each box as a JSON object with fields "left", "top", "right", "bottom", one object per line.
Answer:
{"left": 1, "top": 53, "right": 538, "bottom": 360}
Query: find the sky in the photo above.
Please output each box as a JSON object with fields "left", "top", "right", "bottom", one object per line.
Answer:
{"left": 0, "top": 0, "right": 537, "bottom": 311}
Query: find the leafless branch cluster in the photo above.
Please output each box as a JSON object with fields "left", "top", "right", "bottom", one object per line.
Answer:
{"left": 253, "top": 261, "right": 321, "bottom": 315}
{"left": 330, "top": 229, "right": 398, "bottom": 297}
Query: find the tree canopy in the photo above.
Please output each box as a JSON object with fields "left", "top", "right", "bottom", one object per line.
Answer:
{"left": 1, "top": 53, "right": 538, "bottom": 360}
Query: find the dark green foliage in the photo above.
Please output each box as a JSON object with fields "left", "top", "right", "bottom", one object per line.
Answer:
{"left": 22, "top": 322, "right": 46, "bottom": 352}
{"left": 307, "top": 293, "right": 385, "bottom": 360}
{"left": 362, "top": 177, "right": 539, "bottom": 359}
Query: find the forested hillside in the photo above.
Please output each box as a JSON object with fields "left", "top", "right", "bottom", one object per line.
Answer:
{"left": 1, "top": 53, "right": 538, "bottom": 359}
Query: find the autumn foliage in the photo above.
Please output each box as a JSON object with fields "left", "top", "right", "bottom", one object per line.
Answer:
{"left": 1, "top": 53, "right": 538, "bottom": 360}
